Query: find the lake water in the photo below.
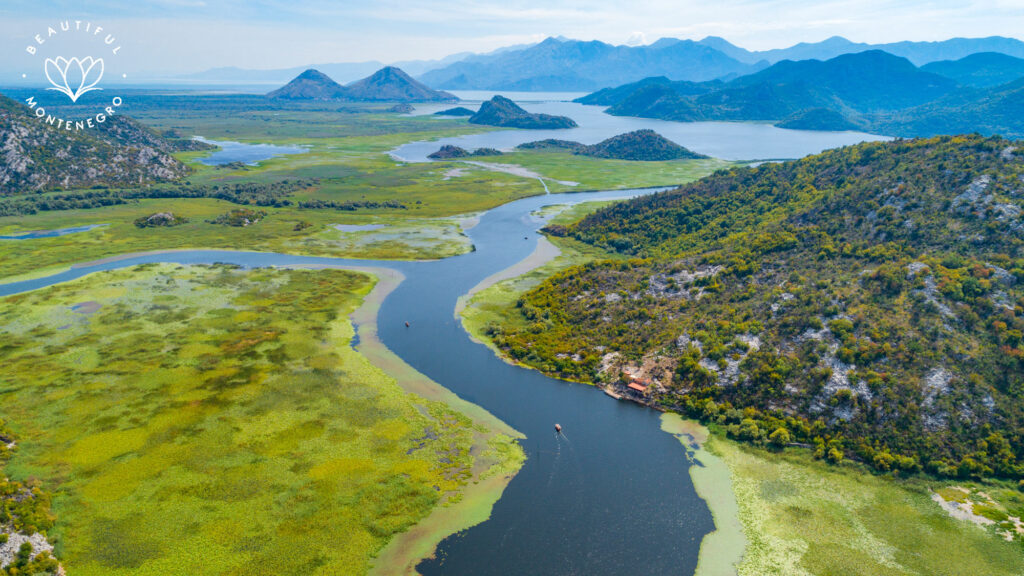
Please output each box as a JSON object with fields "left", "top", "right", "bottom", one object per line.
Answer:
{"left": 0, "top": 224, "right": 108, "bottom": 240}
{"left": 0, "top": 187, "right": 712, "bottom": 576}
{"left": 194, "top": 137, "right": 308, "bottom": 166}
{"left": 393, "top": 93, "right": 890, "bottom": 162}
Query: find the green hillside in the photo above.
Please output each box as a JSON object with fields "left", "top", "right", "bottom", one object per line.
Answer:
{"left": 494, "top": 135, "right": 1024, "bottom": 479}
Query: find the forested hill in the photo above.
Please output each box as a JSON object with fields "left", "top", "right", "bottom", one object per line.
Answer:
{"left": 500, "top": 136, "right": 1024, "bottom": 479}
{"left": 0, "top": 94, "right": 196, "bottom": 194}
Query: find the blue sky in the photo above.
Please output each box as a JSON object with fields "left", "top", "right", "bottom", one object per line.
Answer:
{"left": 1, "top": 0, "right": 1023, "bottom": 75}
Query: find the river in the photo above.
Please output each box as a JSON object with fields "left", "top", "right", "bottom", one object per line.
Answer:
{"left": 0, "top": 188, "right": 712, "bottom": 576}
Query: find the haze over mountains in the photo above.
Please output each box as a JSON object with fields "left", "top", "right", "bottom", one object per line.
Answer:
{"left": 138, "top": 35, "right": 1024, "bottom": 92}
{"left": 576, "top": 50, "right": 1024, "bottom": 138}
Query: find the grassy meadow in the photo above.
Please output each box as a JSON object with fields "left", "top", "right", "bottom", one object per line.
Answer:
{"left": 0, "top": 264, "right": 522, "bottom": 575}
{"left": 0, "top": 98, "right": 729, "bottom": 282}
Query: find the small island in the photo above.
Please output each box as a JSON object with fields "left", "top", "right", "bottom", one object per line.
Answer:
{"left": 427, "top": 145, "right": 503, "bottom": 159}
{"left": 434, "top": 107, "right": 476, "bottom": 117}
{"left": 775, "top": 108, "right": 859, "bottom": 131}
{"left": 469, "top": 96, "right": 577, "bottom": 129}
{"left": 518, "top": 129, "right": 706, "bottom": 161}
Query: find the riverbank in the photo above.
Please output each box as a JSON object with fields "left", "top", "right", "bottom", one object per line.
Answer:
{"left": 660, "top": 415, "right": 746, "bottom": 576}
{"left": 316, "top": 265, "right": 527, "bottom": 574}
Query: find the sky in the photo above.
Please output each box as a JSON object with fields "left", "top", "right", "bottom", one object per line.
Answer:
{"left": 2, "top": 0, "right": 1024, "bottom": 77}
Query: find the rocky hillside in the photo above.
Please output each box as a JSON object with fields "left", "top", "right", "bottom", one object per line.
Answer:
{"left": 495, "top": 136, "right": 1024, "bottom": 479}
{"left": 0, "top": 94, "right": 190, "bottom": 194}
{"left": 469, "top": 96, "right": 577, "bottom": 129}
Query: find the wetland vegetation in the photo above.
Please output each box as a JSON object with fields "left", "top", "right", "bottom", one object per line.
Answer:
{"left": 0, "top": 264, "right": 522, "bottom": 575}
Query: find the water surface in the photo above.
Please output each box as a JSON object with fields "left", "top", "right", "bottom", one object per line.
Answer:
{"left": 395, "top": 97, "right": 889, "bottom": 162}
{"left": 0, "top": 224, "right": 108, "bottom": 240}
{"left": 194, "top": 137, "right": 308, "bottom": 166}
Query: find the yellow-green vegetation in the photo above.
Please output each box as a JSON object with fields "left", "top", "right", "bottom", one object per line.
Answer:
{"left": 0, "top": 200, "right": 473, "bottom": 281}
{"left": 712, "top": 434, "right": 1024, "bottom": 576}
{"left": 463, "top": 150, "right": 731, "bottom": 193}
{"left": 0, "top": 264, "right": 523, "bottom": 575}
{"left": 660, "top": 415, "right": 745, "bottom": 576}
{"left": 932, "top": 484, "right": 1024, "bottom": 541}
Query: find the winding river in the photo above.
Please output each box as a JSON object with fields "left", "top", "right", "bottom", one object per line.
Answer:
{"left": 0, "top": 188, "right": 712, "bottom": 575}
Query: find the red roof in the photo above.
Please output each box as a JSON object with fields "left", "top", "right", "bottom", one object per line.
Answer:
{"left": 628, "top": 382, "right": 647, "bottom": 392}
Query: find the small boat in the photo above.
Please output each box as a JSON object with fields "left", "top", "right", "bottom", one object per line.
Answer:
{"left": 404, "top": 321, "right": 410, "bottom": 327}
{"left": 554, "top": 423, "right": 562, "bottom": 433}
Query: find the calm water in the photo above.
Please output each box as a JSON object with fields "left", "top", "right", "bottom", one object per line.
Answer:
{"left": 194, "top": 137, "right": 308, "bottom": 166}
{"left": 393, "top": 95, "right": 889, "bottom": 162}
{"left": 0, "top": 224, "right": 107, "bottom": 240}
{"left": 0, "top": 188, "right": 712, "bottom": 575}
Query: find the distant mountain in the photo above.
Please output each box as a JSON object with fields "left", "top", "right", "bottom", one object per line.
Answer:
{"left": 267, "top": 69, "right": 348, "bottom": 100}
{"left": 177, "top": 62, "right": 384, "bottom": 86}
{"left": 175, "top": 54, "right": 473, "bottom": 86}
{"left": 697, "top": 35, "right": 1024, "bottom": 66}
{"left": 580, "top": 51, "right": 991, "bottom": 134}
{"left": 876, "top": 77, "right": 1024, "bottom": 138}
{"left": 268, "top": 67, "right": 456, "bottom": 102}
{"left": 0, "top": 94, "right": 190, "bottom": 194}
{"left": 775, "top": 108, "right": 859, "bottom": 131}
{"left": 468, "top": 96, "right": 577, "bottom": 129}
{"left": 419, "top": 37, "right": 761, "bottom": 91}
{"left": 343, "top": 67, "right": 457, "bottom": 102}
{"left": 922, "top": 52, "right": 1024, "bottom": 88}
{"left": 519, "top": 130, "right": 706, "bottom": 161}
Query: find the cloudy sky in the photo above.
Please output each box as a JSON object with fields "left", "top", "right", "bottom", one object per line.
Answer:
{"left": 1, "top": 0, "right": 1023, "bottom": 75}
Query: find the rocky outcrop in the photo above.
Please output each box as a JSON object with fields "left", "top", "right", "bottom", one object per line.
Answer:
{"left": 469, "top": 96, "right": 577, "bottom": 129}
{"left": 0, "top": 94, "right": 189, "bottom": 194}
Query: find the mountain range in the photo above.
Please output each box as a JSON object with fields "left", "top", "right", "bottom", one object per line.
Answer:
{"left": 415, "top": 35, "right": 1024, "bottom": 92}
{"left": 268, "top": 67, "right": 456, "bottom": 102}
{"left": 576, "top": 50, "right": 1024, "bottom": 138}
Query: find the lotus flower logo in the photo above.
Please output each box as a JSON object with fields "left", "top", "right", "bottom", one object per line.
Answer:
{"left": 44, "top": 56, "right": 104, "bottom": 102}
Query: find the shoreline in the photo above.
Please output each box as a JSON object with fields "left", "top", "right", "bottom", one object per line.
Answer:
{"left": 335, "top": 266, "right": 526, "bottom": 576}
{"left": 660, "top": 415, "right": 746, "bottom": 576}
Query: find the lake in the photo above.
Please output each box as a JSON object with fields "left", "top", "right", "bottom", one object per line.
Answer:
{"left": 393, "top": 92, "right": 890, "bottom": 162}
{"left": 194, "top": 137, "right": 308, "bottom": 166}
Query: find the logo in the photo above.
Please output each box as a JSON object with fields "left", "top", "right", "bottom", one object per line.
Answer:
{"left": 45, "top": 56, "right": 105, "bottom": 102}
{"left": 21, "top": 20, "right": 125, "bottom": 130}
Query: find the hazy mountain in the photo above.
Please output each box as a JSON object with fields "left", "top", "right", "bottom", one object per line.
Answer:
{"left": 775, "top": 108, "right": 859, "bottom": 131}
{"left": 922, "top": 52, "right": 1024, "bottom": 87}
{"left": 697, "top": 35, "right": 1024, "bottom": 66}
{"left": 468, "top": 95, "right": 577, "bottom": 129}
{"left": 344, "top": 67, "right": 457, "bottom": 102}
{"left": 0, "top": 94, "right": 190, "bottom": 193}
{"left": 267, "top": 69, "right": 348, "bottom": 100}
{"left": 582, "top": 51, "right": 984, "bottom": 134}
{"left": 419, "top": 37, "right": 760, "bottom": 91}
{"left": 268, "top": 67, "right": 456, "bottom": 102}
{"left": 876, "top": 77, "right": 1024, "bottom": 138}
